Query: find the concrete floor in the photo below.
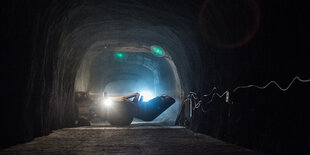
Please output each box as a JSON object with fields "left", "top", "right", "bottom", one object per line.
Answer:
{"left": 1, "top": 125, "right": 260, "bottom": 155}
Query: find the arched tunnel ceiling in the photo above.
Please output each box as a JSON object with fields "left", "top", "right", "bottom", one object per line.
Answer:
{"left": 57, "top": 0, "right": 202, "bottom": 95}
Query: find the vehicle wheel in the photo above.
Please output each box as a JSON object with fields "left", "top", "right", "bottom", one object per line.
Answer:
{"left": 107, "top": 102, "right": 134, "bottom": 126}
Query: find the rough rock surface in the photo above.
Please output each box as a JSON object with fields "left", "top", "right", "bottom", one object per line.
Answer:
{"left": 1, "top": 126, "right": 258, "bottom": 155}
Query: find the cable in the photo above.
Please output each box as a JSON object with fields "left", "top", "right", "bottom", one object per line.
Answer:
{"left": 187, "top": 76, "right": 310, "bottom": 113}
{"left": 188, "top": 92, "right": 198, "bottom": 100}
{"left": 233, "top": 76, "right": 310, "bottom": 92}
{"left": 203, "top": 87, "right": 217, "bottom": 97}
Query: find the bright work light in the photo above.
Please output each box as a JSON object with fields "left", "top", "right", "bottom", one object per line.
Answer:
{"left": 102, "top": 98, "right": 113, "bottom": 108}
{"left": 140, "top": 91, "right": 154, "bottom": 102}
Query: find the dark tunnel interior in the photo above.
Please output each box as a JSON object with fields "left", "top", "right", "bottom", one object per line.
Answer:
{"left": 1, "top": 0, "right": 310, "bottom": 154}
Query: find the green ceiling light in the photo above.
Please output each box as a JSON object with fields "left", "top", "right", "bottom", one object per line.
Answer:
{"left": 151, "top": 45, "right": 165, "bottom": 57}
{"left": 114, "top": 52, "right": 125, "bottom": 59}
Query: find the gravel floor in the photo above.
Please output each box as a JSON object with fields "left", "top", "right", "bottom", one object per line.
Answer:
{"left": 0, "top": 126, "right": 261, "bottom": 155}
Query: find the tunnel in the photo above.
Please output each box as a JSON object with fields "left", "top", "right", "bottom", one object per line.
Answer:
{"left": 1, "top": 0, "right": 310, "bottom": 154}
{"left": 77, "top": 50, "right": 182, "bottom": 123}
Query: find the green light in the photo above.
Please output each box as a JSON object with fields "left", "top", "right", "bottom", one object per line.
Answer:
{"left": 114, "top": 52, "right": 125, "bottom": 59}
{"left": 151, "top": 45, "right": 165, "bottom": 57}
{"left": 154, "top": 48, "right": 162, "bottom": 55}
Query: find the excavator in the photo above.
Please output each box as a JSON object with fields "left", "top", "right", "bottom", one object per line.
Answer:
{"left": 75, "top": 92, "right": 175, "bottom": 126}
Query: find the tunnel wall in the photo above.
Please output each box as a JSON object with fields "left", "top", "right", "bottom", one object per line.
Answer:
{"left": 1, "top": 0, "right": 86, "bottom": 148}
{"left": 1, "top": 0, "right": 202, "bottom": 149}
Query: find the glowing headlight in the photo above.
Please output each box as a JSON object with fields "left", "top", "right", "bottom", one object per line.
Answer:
{"left": 102, "top": 98, "right": 113, "bottom": 108}
{"left": 140, "top": 91, "right": 154, "bottom": 102}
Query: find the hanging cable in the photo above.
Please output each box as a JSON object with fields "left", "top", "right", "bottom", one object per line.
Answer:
{"left": 187, "top": 76, "right": 310, "bottom": 112}
{"left": 233, "top": 76, "right": 310, "bottom": 92}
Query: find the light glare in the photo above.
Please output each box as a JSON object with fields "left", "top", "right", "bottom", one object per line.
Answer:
{"left": 150, "top": 45, "right": 165, "bottom": 57}
{"left": 103, "top": 98, "right": 113, "bottom": 108}
{"left": 114, "top": 52, "right": 125, "bottom": 59}
{"left": 140, "top": 91, "right": 154, "bottom": 102}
